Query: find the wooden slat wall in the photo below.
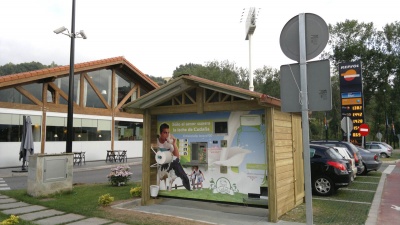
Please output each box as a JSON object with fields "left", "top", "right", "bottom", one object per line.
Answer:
{"left": 268, "top": 108, "right": 304, "bottom": 222}
{"left": 292, "top": 115, "right": 304, "bottom": 206}
{"left": 142, "top": 114, "right": 159, "bottom": 206}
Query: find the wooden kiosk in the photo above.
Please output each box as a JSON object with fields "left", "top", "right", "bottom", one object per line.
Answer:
{"left": 123, "top": 74, "right": 304, "bottom": 222}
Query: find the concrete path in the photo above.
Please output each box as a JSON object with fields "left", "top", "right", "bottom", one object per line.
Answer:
{"left": 0, "top": 194, "right": 127, "bottom": 225}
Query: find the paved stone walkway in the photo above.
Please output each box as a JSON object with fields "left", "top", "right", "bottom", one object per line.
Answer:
{"left": 0, "top": 194, "right": 127, "bottom": 225}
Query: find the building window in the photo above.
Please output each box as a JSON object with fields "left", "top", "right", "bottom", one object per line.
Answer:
{"left": 115, "top": 121, "right": 143, "bottom": 141}
{"left": 115, "top": 71, "right": 135, "bottom": 106}
{"left": 46, "top": 117, "right": 111, "bottom": 141}
{"left": 0, "top": 114, "right": 41, "bottom": 142}
{"left": 54, "top": 74, "right": 80, "bottom": 105}
{"left": 23, "top": 83, "right": 43, "bottom": 101}
{"left": 0, "top": 88, "right": 35, "bottom": 105}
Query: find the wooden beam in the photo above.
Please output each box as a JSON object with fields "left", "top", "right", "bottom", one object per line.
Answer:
{"left": 142, "top": 109, "right": 151, "bottom": 205}
{"left": 184, "top": 92, "right": 195, "bottom": 104}
{"left": 41, "top": 83, "right": 48, "bottom": 154}
{"left": 203, "top": 101, "right": 263, "bottom": 111}
{"left": 79, "top": 73, "right": 85, "bottom": 107}
{"left": 145, "top": 100, "right": 263, "bottom": 115}
{"left": 15, "top": 86, "right": 42, "bottom": 106}
{"left": 111, "top": 69, "right": 116, "bottom": 151}
{"left": 48, "top": 82, "right": 77, "bottom": 106}
{"left": 83, "top": 73, "right": 110, "bottom": 109}
{"left": 196, "top": 87, "right": 203, "bottom": 114}
{"left": 116, "top": 85, "right": 138, "bottom": 110}
{"left": 266, "top": 107, "right": 278, "bottom": 222}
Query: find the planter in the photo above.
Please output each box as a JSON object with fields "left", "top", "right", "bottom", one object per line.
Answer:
{"left": 150, "top": 185, "right": 159, "bottom": 198}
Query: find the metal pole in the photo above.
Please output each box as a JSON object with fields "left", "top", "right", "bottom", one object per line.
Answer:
{"left": 347, "top": 117, "right": 350, "bottom": 142}
{"left": 325, "top": 112, "right": 328, "bottom": 141}
{"left": 299, "top": 13, "right": 313, "bottom": 225}
{"left": 66, "top": 0, "right": 76, "bottom": 153}
{"left": 248, "top": 34, "right": 254, "bottom": 91}
{"left": 384, "top": 90, "right": 388, "bottom": 143}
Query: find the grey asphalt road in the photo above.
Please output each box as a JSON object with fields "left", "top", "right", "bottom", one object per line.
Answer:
{"left": 3, "top": 163, "right": 142, "bottom": 190}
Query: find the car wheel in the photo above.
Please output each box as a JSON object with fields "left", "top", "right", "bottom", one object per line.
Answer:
{"left": 313, "top": 176, "right": 334, "bottom": 196}
{"left": 361, "top": 163, "right": 368, "bottom": 175}
{"left": 380, "top": 153, "right": 388, "bottom": 158}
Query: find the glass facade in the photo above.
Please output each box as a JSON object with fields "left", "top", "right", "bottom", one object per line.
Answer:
{"left": 0, "top": 88, "right": 35, "bottom": 104}
{"left": 0, "top": 67, "right": 148, "bottom": 143}
{"left": 0, "top": 114, "right": 41, "bottom": 142}
{"left": 116, "top": 71, "right": 136, "bottom": 106}
{"left": 54, "top": 74, "right": 80, "bottom": 105}
{"left": 46, "top": 117, "right": 113, "bottom": 142}
{"left": 115, "top": 121, "right": 143, "bottom": 141}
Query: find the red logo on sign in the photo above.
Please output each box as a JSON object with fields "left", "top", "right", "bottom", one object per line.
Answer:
{"left": 341, "top": 69, "right": 360, "bottom": 82}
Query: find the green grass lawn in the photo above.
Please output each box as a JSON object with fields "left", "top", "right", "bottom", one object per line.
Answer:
{"left": 1, "top": 184, "right": 133, "bottom": 218}
{"left": 380, "top": 150, "right": 400, "bottom": 162}
{"left": 0, "top": 212, "right": 37, "bottom": 225}
{"left": 0, "top": 170, "right": 384, "bottom": 225}
{"left": 280, "top": 171, "right": 382, "bottom": 225}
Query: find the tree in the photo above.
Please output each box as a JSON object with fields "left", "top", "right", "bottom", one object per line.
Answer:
{"left": 147, "top": 75, "right": 167, "bottom": 86}
{"left": 0, "top": 61, "right": 53, "bottom": 76}
{"left": 322, "top": 20, "right": 400, "bottom": 141}
{"left": 172, "top": 60, "right": 249, "bottom": 89}
{"left": 253, "top": 66, "right": 280, "bottom": 98}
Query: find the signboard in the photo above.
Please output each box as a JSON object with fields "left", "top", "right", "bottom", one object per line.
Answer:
{"left": 359, "top": 124, "right": 369, "bottom": 136}
{"left": 280, "top": 59, "right": 332, "bottom": 112}
{"left": 339, "top": 61, "right": 364, "bottom": 145}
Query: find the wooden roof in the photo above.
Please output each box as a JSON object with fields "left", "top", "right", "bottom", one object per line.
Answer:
{"left": 0, "top": 56, "right": 159, "bottom": 89}
{"left": 123, "top": 74, "right": 281, "bottom": 110}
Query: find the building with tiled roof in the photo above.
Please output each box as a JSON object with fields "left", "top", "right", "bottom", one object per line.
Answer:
{"left": 0, "top": 56, "right": 158, "bottom": 167}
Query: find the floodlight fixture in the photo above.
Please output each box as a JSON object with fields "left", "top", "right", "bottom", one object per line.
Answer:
{"left": 54, "top": 26, "right": 67, "bottom": 34}
{"left": 79, "top": 30, "right": 87, "bottom": 39}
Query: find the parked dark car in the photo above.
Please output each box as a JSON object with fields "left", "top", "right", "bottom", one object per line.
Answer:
{"left": 309, "top": 144, "right": 352, "bottom": 196}
{"left": 356, "top": 146, "right": 382, "bottom": 175}
{"left": 311, "top": 140, "right": 365, "bottom": 175}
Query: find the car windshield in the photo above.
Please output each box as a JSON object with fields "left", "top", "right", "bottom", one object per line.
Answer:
{"left": 326, "top": 147, "right": 344, "bottom": 159}
{"left": 347, "top": 142, "right": 360, "bottom": 153}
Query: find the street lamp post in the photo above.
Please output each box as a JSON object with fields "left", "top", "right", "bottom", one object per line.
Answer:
{"left": 384, "top": 89, "right": 388, "bottom": 143}
{"left": 390, "top": 101, "right": 393, "bottom": 147}
{"left": 54, "top": 0, "right": 86, "bottom": 153}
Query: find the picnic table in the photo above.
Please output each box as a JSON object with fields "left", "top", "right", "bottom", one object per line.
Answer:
{"left": 106, "top": 150, "right": 127, "bottom": 163}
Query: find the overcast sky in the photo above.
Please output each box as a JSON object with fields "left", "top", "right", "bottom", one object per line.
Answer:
{"left": 0, "top": 0, "right": 397, "bottom": 77}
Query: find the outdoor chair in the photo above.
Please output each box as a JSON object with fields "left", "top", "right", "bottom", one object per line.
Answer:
{"left": 119, "top": 150, "right": 128, "bottom": 162}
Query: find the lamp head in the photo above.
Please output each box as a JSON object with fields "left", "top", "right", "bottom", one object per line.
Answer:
{"left": 79, "top": 30, "right": 87, "bottom": 39}
{"left": 54, "top": 26, "right": 67, "bottom": 34}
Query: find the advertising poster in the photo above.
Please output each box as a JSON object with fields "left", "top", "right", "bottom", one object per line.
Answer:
{"left": 155, "top": 110, "right": 267, "bottom": 204}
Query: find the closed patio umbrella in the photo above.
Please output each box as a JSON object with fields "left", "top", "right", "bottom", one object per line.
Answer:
{"left": 19, "top": 116, "right": 34, "bottom": 170}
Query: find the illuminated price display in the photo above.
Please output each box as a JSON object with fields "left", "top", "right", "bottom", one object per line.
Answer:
{"left": 352, "top": 106, "right": 362, "bottom": 111}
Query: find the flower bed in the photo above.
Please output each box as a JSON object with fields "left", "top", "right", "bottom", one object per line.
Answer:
{"left": 107, "top": 165, "right": 133, "bottom": 186}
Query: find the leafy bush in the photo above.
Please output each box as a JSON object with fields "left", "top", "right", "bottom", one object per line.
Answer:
{"left": 107, "top": 165, "right": 133, "bottom": 186}
{"left": 0, "top": 215, "right": 19, "bottom": 225}
{"left": 130, "top": 186, "right": 142, "bottom": 197}
{"left": 98, "top": 193, "right": 114, "bottom": 206}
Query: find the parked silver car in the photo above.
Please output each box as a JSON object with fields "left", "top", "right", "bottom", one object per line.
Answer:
{"left": 365, "top": 142, "right": 392, "bottom": 158}
{"left": 356, "top": 146, "right": 382, "bottom": 175}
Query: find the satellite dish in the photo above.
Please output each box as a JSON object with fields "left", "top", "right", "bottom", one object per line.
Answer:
{"left": 280, "top": 13, "right": 329, "bottom": 62}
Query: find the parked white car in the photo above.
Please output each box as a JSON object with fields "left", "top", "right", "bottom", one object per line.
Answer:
{"left": 365, "top": 142, "right": 392, "bottom": 158}
{"left": 334, "top": 147, "right": 357, "bottom": 181}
